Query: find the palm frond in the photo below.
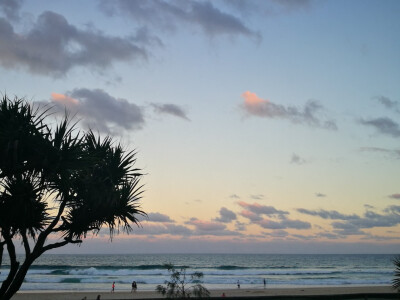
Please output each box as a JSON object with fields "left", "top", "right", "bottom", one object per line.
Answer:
{"left": 0, "top": 172, "right": 49, "bottom": 238}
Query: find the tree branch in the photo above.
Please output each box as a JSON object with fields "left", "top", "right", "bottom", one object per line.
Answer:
{"left": 35, "top": 198, "right": 68, "bottom": 252}
{"left": 21, "top": 230, "right": 31, "bottom": 257}
{"left": 40, "top": 238, "right": 82, "bottom": 254}
{"left": 44, "top": 198, "right": 68, "bottom": 235}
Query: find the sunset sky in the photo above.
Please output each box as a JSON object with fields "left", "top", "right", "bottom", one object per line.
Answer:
{"left": 1, "top": 0, "right": 400, "bottom": 254}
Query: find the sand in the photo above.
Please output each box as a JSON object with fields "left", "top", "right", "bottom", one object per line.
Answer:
{"left": 11, "top": 286, "right": 396, "bottom": 300}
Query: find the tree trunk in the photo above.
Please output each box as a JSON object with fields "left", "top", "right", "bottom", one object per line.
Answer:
{"left": 0, "top": 261, "right": 19, "bottom": 299}
{"left": 2, "top": 256, "right": 36, "bottom": 300}
{"left": 0, "top": 242, "right": 4, "bottom": 271}
{"left": 0, "top": 236, "right": 19, "bottom": 298}
{"left": 0, "top": 233, "right": 70, "bottom": 299}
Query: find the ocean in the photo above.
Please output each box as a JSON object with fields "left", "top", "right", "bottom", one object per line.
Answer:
{"left": 0, "top": 254, "right": 396, "bottom": 291}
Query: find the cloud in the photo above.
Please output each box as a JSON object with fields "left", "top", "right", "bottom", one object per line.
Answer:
{"left": 150, "top": 103, "right": 190, "bottom": 121}
{"left": 186, "top": 218, "right": 226, "bottom": 231}
{"left": 189, "top": 1, "right": 259, "bottom": 39}
{"left": 258, "top": 218, "right": 311, "bottom": 230}
{"left": 360, "top": 147, "right": 400, "bottom": 159}
{"left": 385, "top": 206, "right": 400, "bottom": 214}
{"left": 235, "top": 221, "right": 246, "bottom": 231}
{"left": 317, "top": 232, "right": 340, "bottom": 240}
{"left": 360, "top": 117, "right": 400, "bottom": 138}
{"left": 290, "top": 153, "right": 307, "bottom": 165}
{"left": 291, "top": 233, "right": 315, "bottom": 240}
{"left": 100, "top": 0, "right": 259, "bottom": 40}
{"left": 266, "top": 230, "right": 289, "bottom": 238}
{"left": 0, "top": 11, "right": 147, "bottom": 76}
{"left": 147, "top": 212, "right": 175, "bottom": 223}
{"left": 47, "top": 88, "right": 145, "bottom": 133}
{"left": 388, "top": 194, "right": 400, "bottom": 200}
{"left": 230, "top": 194, "right": 240, "bottom": 199}
{"left": 250, "top": 194, "right": 264, "bottom": 200}
{"left": 0, "top": 0, "right": 22, "bottom": 20}
{"left": 131, "top": 26, "right": 164, "bottom": 47}
{"left": 185, "top": 218, "right": 240, "bottom": 237}
{"left": 240, "top": 210, "right": 263, "bottom": 222}
{"left": 134, "top": 216, "right": 243, "bottom": 238}
{"left": 374, "top": 96, "right": 400, "bottom": 112}
{"left": 225, "top": 0, "right": 312, "bottom": 16}
{"left": 297, "top": 208, "right": 360, "bottom": 220}
{"left": 333, "top": 227, "right": 365, "bottom": 236}
{"left": 331, "top": 208, "right": 400, "bottom": 232}
{"left": 214, "top": 207, "right": 237, "bottom": 223}
{"left": 271, "top": 0, "right": 311, "bottom": 10}
{"left": 238, "top": 201, "right": 288, "bottom": 217}
{"left": 241, "top": 91, "right": 337, "bottom": 130}
{"left": 315, "top": 193, "right": 326, "bottom": 198}
{"left": 134, "top": 223, "right": 192, "bottom": 236}
{"left": 361, "top": 233, "right": 400, "bottom": 241}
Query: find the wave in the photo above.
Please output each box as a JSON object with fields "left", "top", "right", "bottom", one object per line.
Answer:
{"left": 26, "top": 264, "right": 298, "bottom": 271}
{"left": 28, "top": 264, "right": 188, "bottom": 270}
{"left": 60, "top": 278, "right": 82, "bottom": 283}
{"left": 22, "top": 275, "right": 391, "bottom": 286}
{"left": 216, "top": 265, "right": 248, "bottom": 270}
{"left": 16, "top": 266, "right": 392, "bottom": 278}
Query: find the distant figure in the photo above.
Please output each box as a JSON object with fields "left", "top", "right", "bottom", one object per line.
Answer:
{"left": 237, "top": 280, "right": 240, "bottom": 289}
{"left": 131, "top": 280, "right": 137, "bottom": 292}
{"left": 96, "top": 295, "right": 101, "bottom": 300}
{"left": 81, "top": 297, "right": 87, "bottom": 300}
{"left": 111, "top": 281, "right": 115, "bottom": 292}
{"left": 263, "top": 278, "right": 266, "bottom": 288}
{"left": 222, "top": 292, "right": 226, "bottom": 297}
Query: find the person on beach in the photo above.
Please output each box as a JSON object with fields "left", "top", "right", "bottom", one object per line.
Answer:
{"left": 237, "top": 280, "right": 240, "bottom": 289}
{"left": 263, "top": 278, "right": 266, "bottom": 288}
{"left": 131, "top": 280, "right": 137, "bottom": 292}
{"left": 96, "top": 295, "right": 101, "bottom": 300}
{"left": 111, "top": 281, "right": 115, "bottom": 292}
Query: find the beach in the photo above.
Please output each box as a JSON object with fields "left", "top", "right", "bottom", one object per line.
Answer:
{"left": 2, "top": 254, "right": 397, "bottom": 299}
{"left": 12, "top": 286, "right": 396, "bottom": 300}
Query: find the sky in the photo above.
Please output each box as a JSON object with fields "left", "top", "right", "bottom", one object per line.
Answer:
{"left": 1, "top": 0, "right": 400, "bottom": 254}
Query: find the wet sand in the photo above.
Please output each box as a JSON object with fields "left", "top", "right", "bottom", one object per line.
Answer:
{"left": 12, "top": 285, "right": 395, "bottom": 299}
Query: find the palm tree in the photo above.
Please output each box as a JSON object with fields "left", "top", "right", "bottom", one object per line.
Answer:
{"left": 0, "top": 95, "right": 145, "bottom": 299}
{"left": 393, "top": 256, "right": 400, "bottom": 291}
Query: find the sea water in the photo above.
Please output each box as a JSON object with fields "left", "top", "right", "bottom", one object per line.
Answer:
{"left": 0, "top": 254, "right": 396, "bottom": 291}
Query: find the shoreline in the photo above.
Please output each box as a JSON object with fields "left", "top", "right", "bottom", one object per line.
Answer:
{"left": 12, "top": 286, "right": 396, "bottom": 299}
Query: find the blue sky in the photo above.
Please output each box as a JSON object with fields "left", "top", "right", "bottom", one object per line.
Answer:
{"left": 1, "top": 0, "right": 400, "bottom": 253}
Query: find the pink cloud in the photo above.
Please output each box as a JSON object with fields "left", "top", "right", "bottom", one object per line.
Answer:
{"left": 388, "top": 194, "right": 400, "bottom": 199}
{"left": 51, "top": 92, "right": 79, "bottom": 108}
{"left": 241, "top": 91, "right": 270, "bottom": 117}
{"left": 46, "top": 89, "right": 145, "bottom": 133}
{"left": 240, "top": 91, "right": 337, "bottom": 130}
{"left": 242, "top": 91, "right": 269, "bottom": 106}
{"left": 240, "top": 210, "right": 263, "bottom": 222}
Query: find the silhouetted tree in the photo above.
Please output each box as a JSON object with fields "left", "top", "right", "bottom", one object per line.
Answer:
{"left": 156, "top": 264, "right": 210, "bottom": 298}
{"left": 393, "top": 256, "right": 400, "bottom": 291}
{"left": 0, "top": 95, "right": 145, "bottom": 299}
